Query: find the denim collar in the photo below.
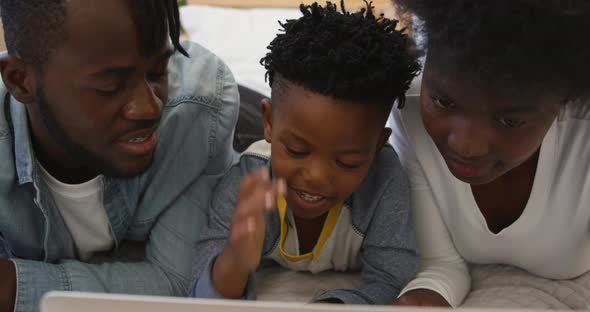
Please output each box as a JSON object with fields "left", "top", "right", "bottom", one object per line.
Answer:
{"left": 10, "top": 98, "right": 35, "bottom": 185}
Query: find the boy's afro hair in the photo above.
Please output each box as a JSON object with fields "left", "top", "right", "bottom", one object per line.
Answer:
{"left": 261, "top": 1, "right": 421, "bottom": 108}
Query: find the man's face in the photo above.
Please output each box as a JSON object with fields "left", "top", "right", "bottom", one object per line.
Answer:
{"left": 32, "top": 0, "right": 173, "bottom": 179}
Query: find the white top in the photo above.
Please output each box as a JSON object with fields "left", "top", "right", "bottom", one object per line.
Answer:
{"left": 38, "top": 163, "right": 114, "bottom": 261}
{"left": 267, "top": 200, "right": 363, "bottom": 274}
{"left": 389, "top": 91, "right": 590, "bottom": 307}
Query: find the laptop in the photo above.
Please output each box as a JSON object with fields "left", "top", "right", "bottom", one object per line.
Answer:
{"left": 41, "top": 291, "right": 451, "bottom": 312}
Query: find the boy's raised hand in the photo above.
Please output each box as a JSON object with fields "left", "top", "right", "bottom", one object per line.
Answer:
{"left": 212, "top": 167, "right": 285, "bottom": 299}
{"left": 227, "top": 167, "right": 285, "bottom": 271}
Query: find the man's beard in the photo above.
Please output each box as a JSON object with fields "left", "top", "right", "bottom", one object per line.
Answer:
{"left": 36, "top": 84, "right": 149, "bottom": 178}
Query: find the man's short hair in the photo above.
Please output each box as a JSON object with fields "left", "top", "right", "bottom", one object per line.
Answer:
{"left": 0, "top": 0, "right": 188, "bottom": 68}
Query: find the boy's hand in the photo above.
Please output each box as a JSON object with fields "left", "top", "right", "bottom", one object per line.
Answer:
{"left": 225, "top": 167, "right": 284, "bottom": 271}
{"left": 212, "top": 168, "right": 285, "bottom": 299}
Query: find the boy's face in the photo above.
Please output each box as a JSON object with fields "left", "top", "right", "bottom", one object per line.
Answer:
{"left": 262, "top": 81, "right": 391, "bottom": 220}
{"left": 13, "top": 0, "right": 172, "bottom": 181}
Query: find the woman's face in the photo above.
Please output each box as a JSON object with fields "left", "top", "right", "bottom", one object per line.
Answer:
{"left": 420, "top": 57, "right": 561, "bottom": 185}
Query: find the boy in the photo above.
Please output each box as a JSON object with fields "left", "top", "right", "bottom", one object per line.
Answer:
{"left": 192, "top": 1, "right": 421, "bottom": 305}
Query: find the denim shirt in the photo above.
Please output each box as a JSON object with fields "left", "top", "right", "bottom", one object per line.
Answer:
{"left": 0, "top": 41, "right": 239, "bottom": 312}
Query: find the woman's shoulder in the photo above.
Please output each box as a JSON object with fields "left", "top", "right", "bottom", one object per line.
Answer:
{"left": 558, "top": 98, "right": 590, "bottom": 122}
{"left": 390, "top": 76, "right": 429, "bottom": 145}
{"left": 551, "top": 99, "right": 590, "bottom": 154}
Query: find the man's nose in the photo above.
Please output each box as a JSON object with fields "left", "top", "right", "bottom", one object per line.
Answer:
{"left": 122, "top": 82, "right": 163, "bottom": 121}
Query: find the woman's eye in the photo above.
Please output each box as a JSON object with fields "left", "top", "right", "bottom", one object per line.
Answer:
{"left": 286, "top": 147, "right": 308, "bottom": 157}
{"left": 431, "top": 96, "right": 455, "bottom": 110}
{"left": 496, "top": 116, "right": 526, "bottom": 129}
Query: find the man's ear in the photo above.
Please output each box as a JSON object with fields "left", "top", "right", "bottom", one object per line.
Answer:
{"left": 0, "top": 55, "right": 37, "bottom": 104}
{"left": 261, "top": 98, "right": 273, "bottom": 143}
{"left": 376, "top": 127, "right": 392, "bottom": 154}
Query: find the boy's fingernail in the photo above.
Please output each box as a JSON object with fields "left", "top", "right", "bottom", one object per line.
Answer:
{"left": 247, "top": 217, "right": 255, "bottom": 233}
{"left": 278, "top": 179, "right": 287, "bottom": 195}
{"left": 260, "top": 168, "right": 269, "bottom": 181}
{"left": 265, "top": 192, "right": 272, "bottom": 209}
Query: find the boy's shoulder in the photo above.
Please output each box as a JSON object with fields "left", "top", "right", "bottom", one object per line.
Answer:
{"left": 347, "top": 144, "right": 411, "bottom": 233}
{"left": 357, "top": 144, "right": 408, "bottom": 194}
{"left": 223, "top": 140, "right": 271, "bottom": 181}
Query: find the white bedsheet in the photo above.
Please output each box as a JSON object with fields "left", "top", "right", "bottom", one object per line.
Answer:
{"left": 256, "top": 264, "right": 590, "bottom": 310}
{"left": 180, "top": 5, "right": 302, "bottom": 97}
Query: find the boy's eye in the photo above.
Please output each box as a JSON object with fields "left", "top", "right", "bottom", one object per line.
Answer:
{"left": 286, "top": 146, "right": 308, "bottom": 157}
{"left": 496, "top": 116, "right": 526, "bottom": 128}
{"left": 430, "top": 96, "right": 455, "bottom": 110}
{"left": 336, "top": 160, "right": 361, "bottom": 169}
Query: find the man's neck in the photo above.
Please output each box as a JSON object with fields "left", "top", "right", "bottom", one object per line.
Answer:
{"left": 28, "top": 115, "right": 99, "bottom": 184}
{"left": 35, "top": 152, "right": 99, "bottom": 184}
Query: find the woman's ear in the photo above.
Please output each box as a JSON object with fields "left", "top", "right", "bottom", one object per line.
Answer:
{"left": 0, "top": 55, "right": 37, "bottom": 104}
{"left": 261, "top": 98, "right": 273, "bottom": 143}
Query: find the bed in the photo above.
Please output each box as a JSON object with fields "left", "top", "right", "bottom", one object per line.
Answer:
{"left": 179, "top": 1, "right": 590, "bottom": 309}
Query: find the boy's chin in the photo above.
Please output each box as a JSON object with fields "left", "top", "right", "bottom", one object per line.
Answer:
{"left": 289, "top": 204, "right": 332, "bottom": 220}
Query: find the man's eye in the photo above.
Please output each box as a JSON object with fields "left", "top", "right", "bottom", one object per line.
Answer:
{"left": 496, "top": 116, "right": 526, "bottom": 128}
{"left": 286, "top": 147, "right": 308, "bottom": 157}
{"left": 430, "top": 96, "right": 455, "bottom": 110}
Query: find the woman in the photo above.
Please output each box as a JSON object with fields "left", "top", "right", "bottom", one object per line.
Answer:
{"left": 390, "top": 0, "right": 590, "bottom": 307}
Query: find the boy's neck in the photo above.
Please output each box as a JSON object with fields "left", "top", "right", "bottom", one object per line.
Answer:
{"left": 293, "top": 213, "right": 329, "bottom": 254}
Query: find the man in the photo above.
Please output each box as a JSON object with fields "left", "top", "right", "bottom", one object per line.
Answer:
{"left": 0, "top": 1, "right": 239, "bottom": 312}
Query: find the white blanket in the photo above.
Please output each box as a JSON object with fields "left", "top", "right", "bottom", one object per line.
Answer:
{"left": 255, "top": 264, "right": 590, "bottom": 310}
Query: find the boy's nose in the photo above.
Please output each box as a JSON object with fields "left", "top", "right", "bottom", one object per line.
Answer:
{"left": 302, "top": 159, "right": 332, "bottom": 191}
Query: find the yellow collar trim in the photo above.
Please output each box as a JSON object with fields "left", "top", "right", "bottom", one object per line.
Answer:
{"left": 277, "top": 196, "right": 343, "bottom": 262}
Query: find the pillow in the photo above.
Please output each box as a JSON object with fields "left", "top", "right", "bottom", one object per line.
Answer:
{"left": 180, "top": 5, "right": 301, "bottom": 97}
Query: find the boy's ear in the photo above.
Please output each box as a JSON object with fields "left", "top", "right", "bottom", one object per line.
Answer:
{"left": 0, "top": 55, "right": 37, "bottom": 104}
{"left": 260, "top": 98, "right": 273, "bottom": 143}
{"left": 375, "top": 127, "right": 392, "bottom": 153}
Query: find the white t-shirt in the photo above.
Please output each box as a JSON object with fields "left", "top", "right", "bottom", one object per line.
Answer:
{"left": 389, "top": 93, "right": 590, "bottom": 307}
{"left": 38, "top": 163, "right": 114, "bottom": 261}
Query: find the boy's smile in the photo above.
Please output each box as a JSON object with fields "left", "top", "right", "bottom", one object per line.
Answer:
{"left": 262, "top": 78, "right": 391, "bottom": 220}
{"left": 286, "top": 185, "right": 335, "bottom": 219}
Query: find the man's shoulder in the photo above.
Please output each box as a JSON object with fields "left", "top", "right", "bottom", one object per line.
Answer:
{"left": 149, "top": 41, "right": 239, "bottom": 173}
{"left": 165, "top": 41, "right": 238, "bottom": 110}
